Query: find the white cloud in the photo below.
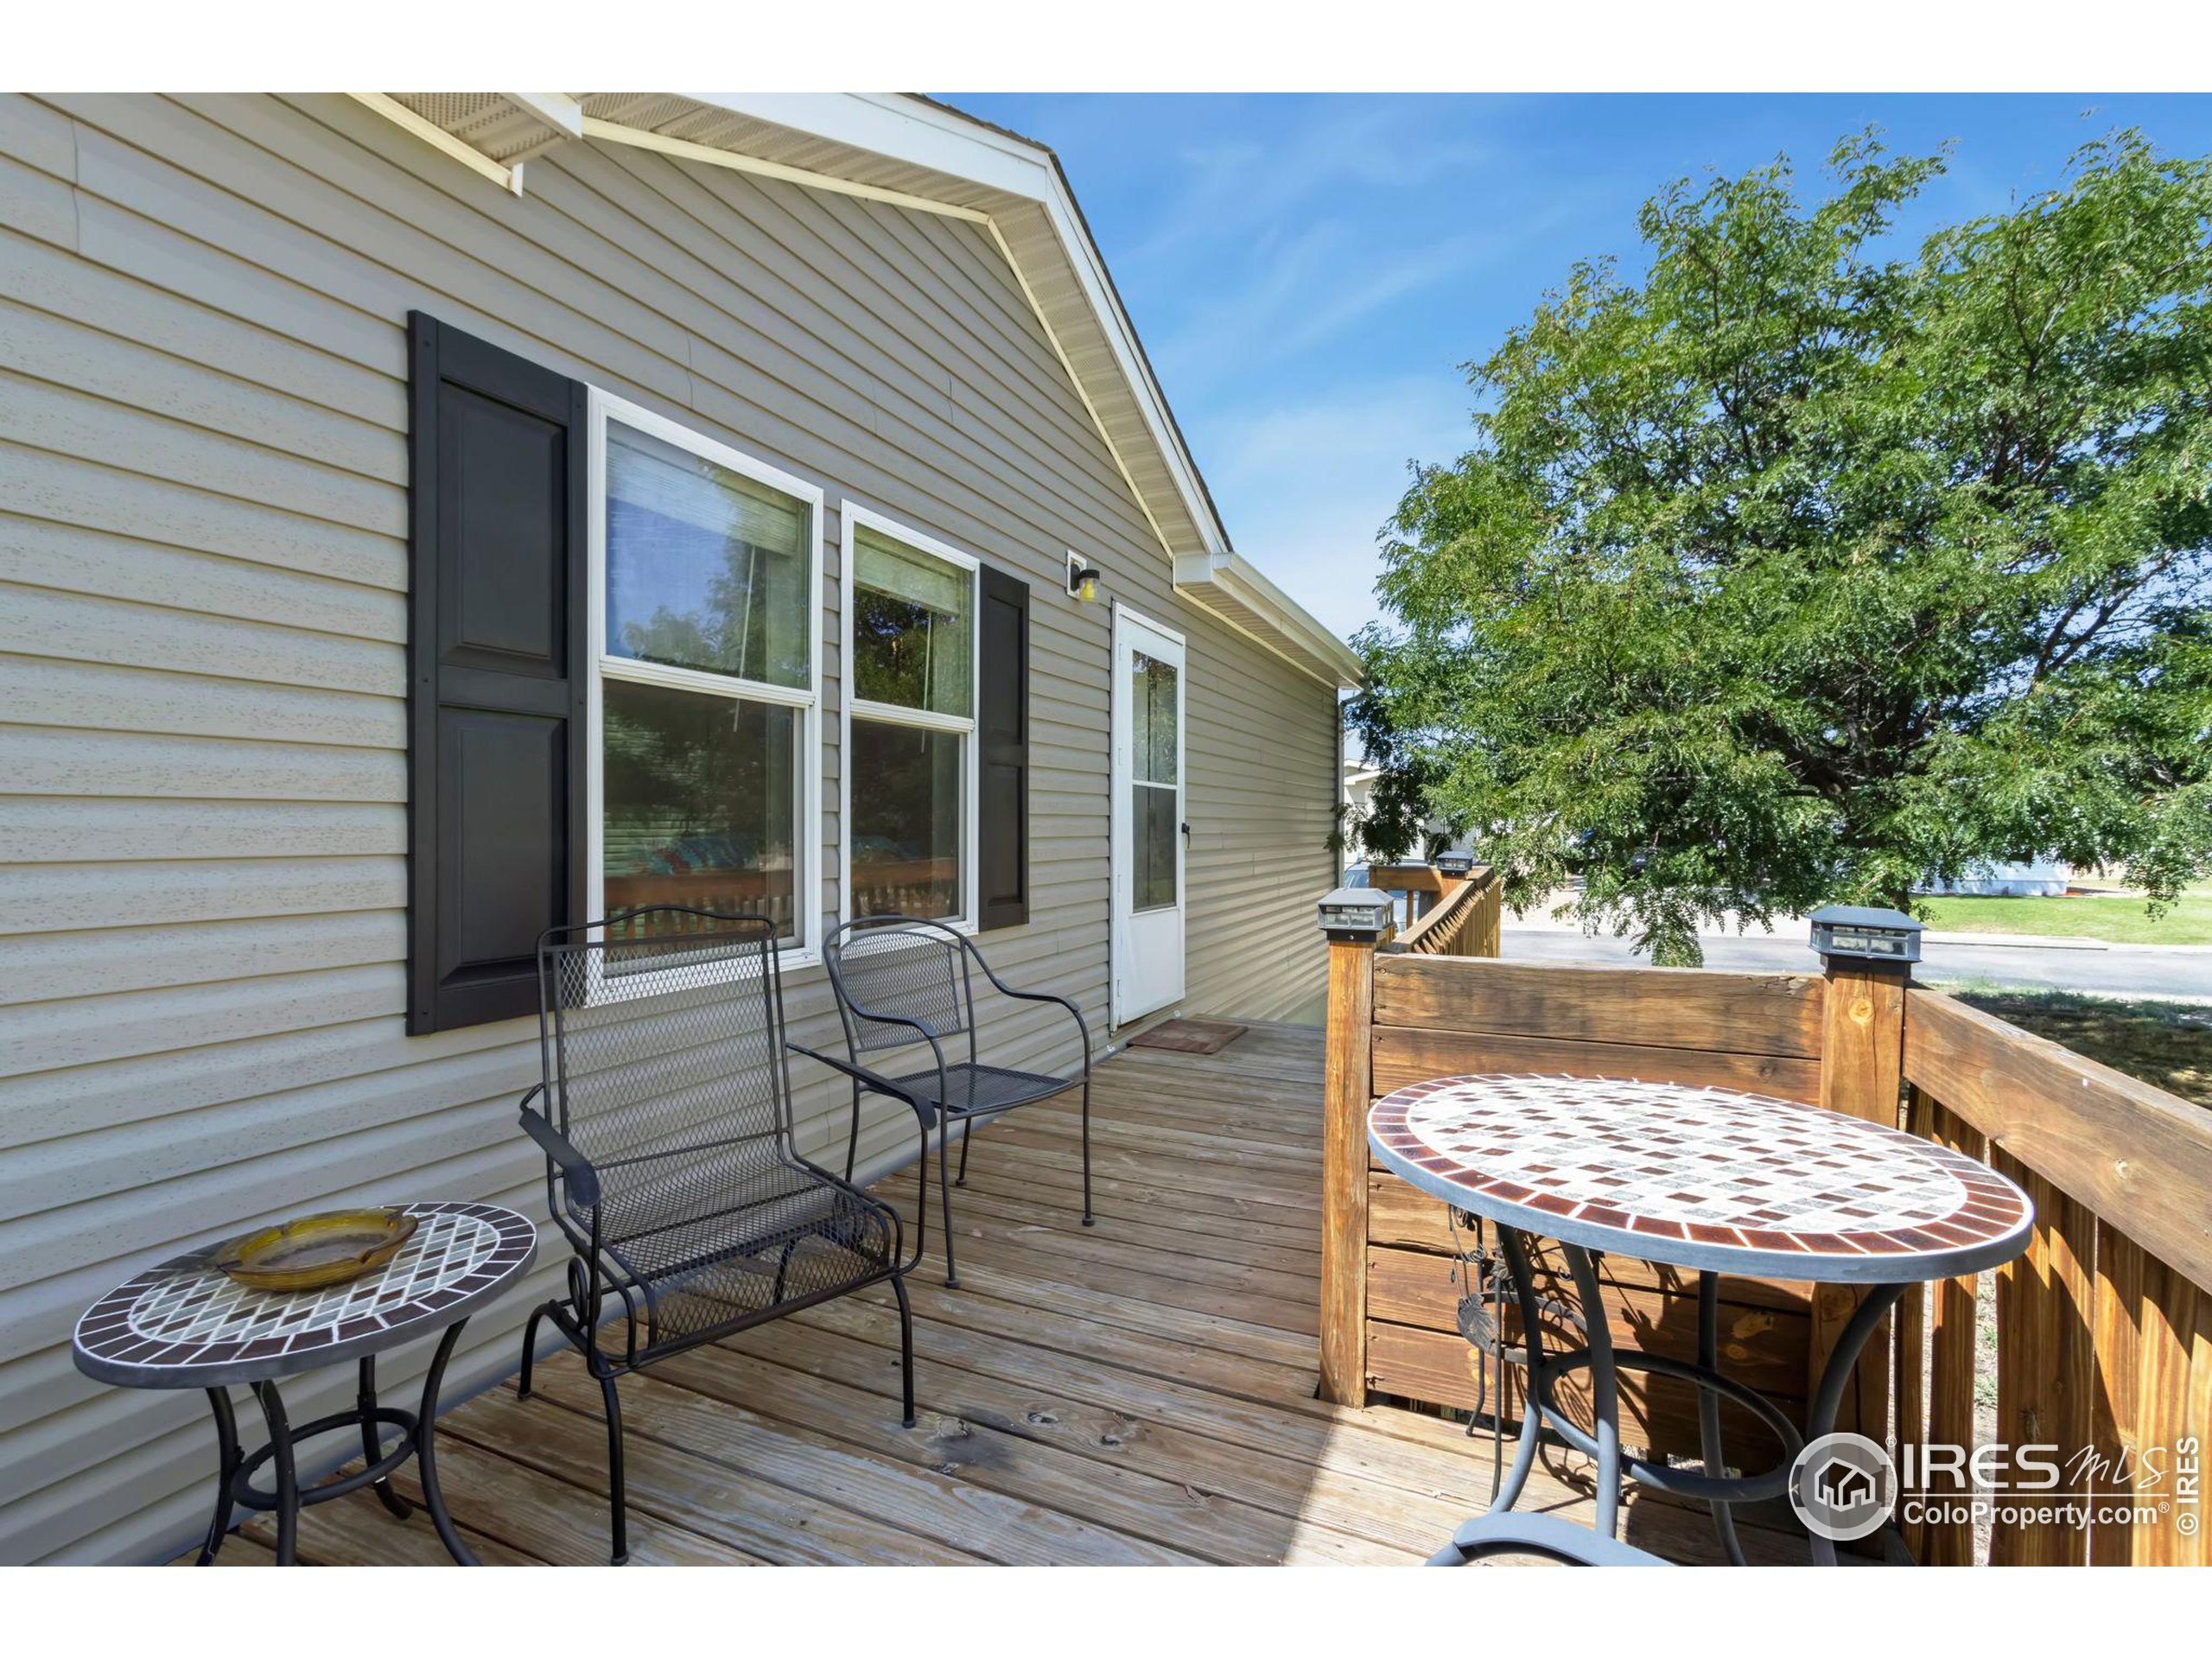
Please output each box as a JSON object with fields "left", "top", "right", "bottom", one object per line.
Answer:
{"left": 1121, "top": 99, "right": 1503, "bottom": 270}
{"left": 1112, "top": 99, "right": 1535, "bottom": 402}
{"left": 1151, "top": 223, "right": 1506, "bottom": 398}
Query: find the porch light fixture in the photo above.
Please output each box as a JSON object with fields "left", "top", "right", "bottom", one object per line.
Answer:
{"left": 1808, "top": 905, "right": 1923, "bottom": 965}
{"left": 1435, "top": 851, "right": 1476, "bottom": 877}
{"left": 1066, "top": 550, "right": 1103, "bottom": 604}
{"left": 1318, "top": 887, "right": 1395, "bottom": 943}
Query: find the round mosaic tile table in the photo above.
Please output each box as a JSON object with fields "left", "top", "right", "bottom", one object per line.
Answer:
{"left": 1369, "top": 1075, "right": 2033, "bottom": 1566}
{"left": 73, "top": 1201, "right": 537, "bottom": 1565}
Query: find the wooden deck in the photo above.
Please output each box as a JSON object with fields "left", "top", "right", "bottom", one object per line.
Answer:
{"left": 185, "top": 1023, "right": 1821, "bottom": 1567}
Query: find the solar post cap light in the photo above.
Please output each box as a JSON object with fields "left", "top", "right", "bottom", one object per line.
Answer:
{"left": 1808, "top": 905, "right": 1923, "bottom": 964}
{"left": 1317, "top": 887, "right": 1395, "bottom": 943}
{"left": 1435, "top": 851, "right": 1476, "bottom": 877}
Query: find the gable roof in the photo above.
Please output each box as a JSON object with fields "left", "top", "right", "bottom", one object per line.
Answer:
{"left": 359, "top": 92, "right": 1363, "bottom": 688}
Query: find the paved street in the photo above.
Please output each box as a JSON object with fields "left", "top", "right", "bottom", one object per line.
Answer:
{"left": 1500, "top": 923, "right": 2212, "bottom": 1002}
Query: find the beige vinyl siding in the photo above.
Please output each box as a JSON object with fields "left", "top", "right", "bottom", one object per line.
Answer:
{"left": 0, "top": 92, "right": 1338, "bottom": 1564}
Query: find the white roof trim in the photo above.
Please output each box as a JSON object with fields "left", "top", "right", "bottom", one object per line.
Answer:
{"left": 685, "top": 93, "right": 1230, "bottom": 558}
{"left": 1173, "top": 550, "right": 1365, "bottom": 689}
{"left": 352, "top": 93, "right": 522, "bottom": 193}
{"left": 575, "top": 117, "right": 994, "bottom": 224}
{"left": 677, "top": 97, "right": 1221, "bottom": 566}
{"left": 505, "top": 94, "right": 584, "bottom": 140}
{"left": 357, "top": 91, "right": 1358, "bottom": 688}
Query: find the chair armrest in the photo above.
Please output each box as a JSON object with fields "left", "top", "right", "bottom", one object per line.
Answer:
{"left": 963, "top": 950, "right": 1092, "bottom": 1072}
{"left": 833, "top": 1004, "right": 945, "bottom": 1046}
{"left": 518, "top": 1086, "right": 600, "bottom": 1207}
{"left": 785, "top": 1041, "right": 938, "bottom": 1125}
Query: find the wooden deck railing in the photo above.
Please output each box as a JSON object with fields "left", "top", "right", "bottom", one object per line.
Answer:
{"left": 1896, "top": 991, "right": 2212, "bottom": 1567}
{"left": 1392, "top": 866, "right": 1503, "bottom": 957}
{"left": 1322, "top": 910, "right": 2212, "bottom": 1566}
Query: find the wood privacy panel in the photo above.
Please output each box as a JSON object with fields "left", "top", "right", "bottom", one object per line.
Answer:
{"left": 1363, "top": 1190, "right": 1814, "bottom": 1459}
{"left": 1373, "top": 956, "right": 1826, "bottom": 1059}
{"left": 1363, "top": 951, "right": 1824, "bottom": 1460}
{"left": 1371, "top": 1024, "right": 1823, "bottom": 1103}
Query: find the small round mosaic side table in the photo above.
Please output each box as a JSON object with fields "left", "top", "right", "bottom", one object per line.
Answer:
{"left": 1369, "top": 1075, "right": 2034, "bottom": 1566}
{"left": 73, "top": 1200, "right": 537, "bottom": 1566}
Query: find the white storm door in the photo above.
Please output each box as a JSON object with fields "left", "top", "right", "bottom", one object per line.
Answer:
{"left": 1110, "top": 604, "right": 1185, "bottom": 1025}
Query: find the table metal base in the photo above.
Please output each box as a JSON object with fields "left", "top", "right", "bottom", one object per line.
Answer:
{"left": 194, "top": 1319, "right": 476, "bottom": 1566}
{"left": 1470, "top": 1228, "right": 1906, "bottom": 1567}
{"left": 1428, "top": 1510, "right": 1670, "bottom": 1567}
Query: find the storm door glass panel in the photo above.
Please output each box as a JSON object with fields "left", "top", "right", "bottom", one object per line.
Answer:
{"left": 605, "top": 422, "right": 810, "bottom": 689}
{"left": 1129, "top": 650, "right": 1179, "bottom": 912}
{"left": 1135, "top": 652, "right": 1178, "bottom": 785}
{"left": 850, "top": 719, "right": 963, "bottom": 919}
{"left": 852, "top": 526, "right": 972, "bottom": 716}
{"left": 602, "top": 677, "right": 798, "bottom": 941}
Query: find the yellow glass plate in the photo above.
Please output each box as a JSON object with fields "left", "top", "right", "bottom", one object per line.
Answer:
{"left": 213, "top": 1208, "right": 420, "bottom": 1293}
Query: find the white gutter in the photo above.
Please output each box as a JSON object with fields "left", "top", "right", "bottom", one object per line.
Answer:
{"left": 348, "top": 93, "right": 522, "bottom": 194}
{"left": 1173, "top": 550, "right": 1365, "bottom": 689}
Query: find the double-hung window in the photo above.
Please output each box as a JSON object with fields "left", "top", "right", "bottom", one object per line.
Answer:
{"left": 588, "top": 391, "right": 823, "bottom": 953}
{"left": 840, "top": 505, "right": 980, "bottom": 927}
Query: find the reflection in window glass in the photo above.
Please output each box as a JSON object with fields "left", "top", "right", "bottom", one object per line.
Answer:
{"left": 605, "top": 422, "right": 810, "bottom": 689}
{"left": 1132, "top": 783, "right": 1178, "bottom": 911}
{"left": 601, "top": 677, "right": 798, "bottom": 939}
{"left": 1131, "top": 651, "right": 1177, "bottom": 784}
{"left": 852, "top": 526, "right": 971, "bottom": 715}
{"left": 850, "top": 719, "right": 963, "bottom": 919}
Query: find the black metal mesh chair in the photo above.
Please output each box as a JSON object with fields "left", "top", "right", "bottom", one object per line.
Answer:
{"left": 515, "top": 908, "right": 913, "bottom": 1564}
{"left": 795, "top": 916, "right": 1092, "bottom": 1288}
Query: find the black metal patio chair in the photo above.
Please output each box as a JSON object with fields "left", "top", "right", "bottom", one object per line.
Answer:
{"left": 793, "top": 915, "right": 1092, "bottom": 1288}
{"left": 514, "top": 908, "right": 914, "bottom": 1564}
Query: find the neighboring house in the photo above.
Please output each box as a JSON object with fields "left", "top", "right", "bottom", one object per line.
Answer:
{"left": 0, "top": 93, "right": 1361, "bottom": 1563}
{"left": 1340, "top": 758, "right": 1382, "bottom": 864}
{"left": 1338, "top": 756, "right": 1471, "bottom": 874}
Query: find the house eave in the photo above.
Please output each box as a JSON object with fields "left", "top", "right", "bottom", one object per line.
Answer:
{"left": 1173, "top": 550, "right": 1364, "bottom": 690}
{"left": 351, "top": 91, "right": 1347, "bottom": 664}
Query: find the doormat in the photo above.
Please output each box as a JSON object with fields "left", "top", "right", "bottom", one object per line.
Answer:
{"left": 1128, "top": 1019, "right": 1247, "bottom": 1055}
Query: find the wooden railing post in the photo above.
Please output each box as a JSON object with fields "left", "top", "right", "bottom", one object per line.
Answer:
{"left": 1920, "top": 1093, "right": 1988, "bottom": 1566}
{"left": 1473, "top": 866, "right": 1502, "bottom": 957}
{"left": 1319, "top": 893, "right": 1383, "bottom": 1405}
{"left": 1810, "top": 912, "right": 1915, "bottom": 1443}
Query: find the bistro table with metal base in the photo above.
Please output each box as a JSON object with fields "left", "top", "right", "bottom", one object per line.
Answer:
{"left": 73, "top": 1201, "right": 537, "bottom": 1566}
{"left": 1370, "top": 1075, "right": 2034, "bottom": 1567}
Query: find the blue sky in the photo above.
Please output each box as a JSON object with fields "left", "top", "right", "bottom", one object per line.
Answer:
{"left": 947, "top": 93, "right": 2212, "bottom": 644}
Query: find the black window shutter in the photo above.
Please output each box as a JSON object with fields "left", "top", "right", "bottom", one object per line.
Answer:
{"left": 405, "top": 313, "right": 589, "bottom": 1033}
{"left": 976, "top": 563, "right": 1031, "bottom": 930}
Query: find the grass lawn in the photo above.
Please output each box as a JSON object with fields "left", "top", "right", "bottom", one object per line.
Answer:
{"left": 1916, "top": 887, "right": 2212, "bottom": 944}
{"left": 1950, "top": 988, "right": 2212, "bottom": 1108}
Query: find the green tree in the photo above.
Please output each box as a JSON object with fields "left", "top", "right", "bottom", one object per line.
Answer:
{"left": 1351, "top": 130, "right": 2212, "bottom": 964}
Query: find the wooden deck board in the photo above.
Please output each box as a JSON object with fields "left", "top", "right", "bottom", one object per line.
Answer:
{"left": 178, "top": 1020, "right": 1820, "bottom": 1567}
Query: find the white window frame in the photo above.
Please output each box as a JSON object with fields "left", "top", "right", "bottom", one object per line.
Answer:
{"left": 838, "top": 500, "right": 982, "bottom": 933}
{"left": 587, "top": 388, "right": 826, "bottom": 974}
